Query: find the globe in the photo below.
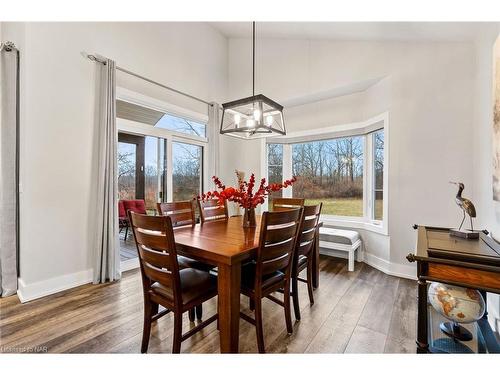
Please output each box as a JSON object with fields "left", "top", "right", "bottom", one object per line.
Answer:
{"left": 428, "top": 282, "right": 485, "bottom": 342}
{"left": 428, "top": 282, "right": 485, "bottom": 324}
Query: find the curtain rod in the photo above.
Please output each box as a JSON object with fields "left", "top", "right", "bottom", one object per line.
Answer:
{"left": 83, "top": 52, "right": 213, "bottom": 107}
{"left": 0, "top": 41, "right": 18, "bottom": 52}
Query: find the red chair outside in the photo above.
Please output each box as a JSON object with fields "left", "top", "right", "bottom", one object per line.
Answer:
{"left": 121, "top": 200, "right": 147, "bottom": 240}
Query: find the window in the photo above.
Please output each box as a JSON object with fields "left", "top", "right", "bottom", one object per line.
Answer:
{"left": 267, "top": 144, "right": 283, "bottom": 205}
{"left": 116, "top": 99, "right": 207, "bottom": 138}
{"left": 373, "top": 129, "right": 384, "bottom": 221}
{"left": 118, "top": 142, "right": 137, "bottom": 201}
{"left": 291, "top": 136, "right": 364, "bottom": 217}
{"left": 156, "top": 113, "right": 206, "bottom": 138}
{"left": 144, "top": 136, "right": 164, "bottom": 213}
{"left": 172, "top": 142, "right": 203, "bottom": 201}
{"left": 266, "top": 115, "right": 387, "bottom": 231}
{"left": 116, "top": 95, "right": 209, "bottom": 205}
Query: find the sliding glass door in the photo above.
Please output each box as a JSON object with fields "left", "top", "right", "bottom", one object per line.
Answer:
{"left": 118, "top": 133, "right": 144, "bottom": 201}
{"left": 172, "top": 141, "right": 203, "bottom": 201}
{"left": 118, "top": 133, "right": 168, "bottom": 214}
{"left": 115, "top": 95, "right": 209, "bottom": 268}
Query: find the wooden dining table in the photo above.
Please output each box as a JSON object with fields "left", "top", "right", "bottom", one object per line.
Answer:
{"left": 173, "top": 214, "right": 321, "bottom": 353}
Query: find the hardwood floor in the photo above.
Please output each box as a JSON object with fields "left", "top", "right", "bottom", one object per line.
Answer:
{"left": 119, "top": 233, "right": 138, "bottom": 262}
{"left": 0, "top": 256, "right": 417, "bottom": 353}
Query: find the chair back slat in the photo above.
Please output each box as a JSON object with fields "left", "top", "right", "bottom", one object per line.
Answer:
{"left": 298, "top": 228, "right": 316, "bottom": 245}
{"left": 129, "top": 211, "right": 181, "bottom": 304}
{"left": 140, "top": 254, "right": 174, "bottom": 288}
{"left": 295, "top": 204, "right": 322, "bottom": 258}
{"left": 134, "top": 230, "right": 169, "bottom": 252}
{"left": 157, "top": 201, "right": 195, "bottom": 227}
{"left": 167, "top": 211, "right": 195, "bottom": 227}
{"left": 264, "top": 223, "right": 297, "bottom": 244}
{"left": 261, "top": 239, "right": 296, "bottom": 261}
{"left": 138, "top": 244, "right": 174, "bottom": 270}
{"left": 262, "top": 253, "right": 290, "bottom": 275}
{"left": 198, "top": 199, "right": 228, "bottom": 223}
{"left": 271, "top": 198, "right": 305, "bottom": 212}
{"left": 129, "top": 212, "right": 167, "bottom": 232}
{"left": 255, "top": 208, "right": 303, "bottom": 284}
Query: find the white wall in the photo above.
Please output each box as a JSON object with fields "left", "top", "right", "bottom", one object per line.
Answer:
{"left": 3, "top": 21, "right": 497, "bottom": 313}
{"left": 472, "top": 26, "right": 500, "bottom": 332}
{"left": 222, "top": 37, "right": 476, "bottom": 276}
{"left": 1, "top": 22, "right": 228, "bottom": 300}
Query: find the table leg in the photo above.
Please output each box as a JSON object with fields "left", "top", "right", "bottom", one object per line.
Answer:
{"left": 416, "top": 278, "right": 429, "bottom": 353}
{"left": 217, "top": 262, "right": 241, "bottom": 353}
{"left": 312, "top": 226, "right": 320, "bottom": 289}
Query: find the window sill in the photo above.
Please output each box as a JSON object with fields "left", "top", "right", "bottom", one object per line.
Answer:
{"left": 321, "top": 216, "right": 388, "bottom": 236}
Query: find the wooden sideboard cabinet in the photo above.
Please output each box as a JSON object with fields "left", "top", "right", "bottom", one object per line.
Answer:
{"left": 407, "top": 226, "right": 500, "bottom": 354}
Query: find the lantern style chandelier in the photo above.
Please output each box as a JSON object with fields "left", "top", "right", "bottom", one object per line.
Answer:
{"left": 220, "top": 22, "right": 286, "bottom": 139}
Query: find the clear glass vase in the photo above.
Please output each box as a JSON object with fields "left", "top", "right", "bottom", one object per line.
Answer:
{"left": 243, "top": 207, "right": 257, "bottom": 228}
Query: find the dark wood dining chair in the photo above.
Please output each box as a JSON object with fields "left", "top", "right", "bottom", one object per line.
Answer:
{"left": 291, "top": 203, "right": 322, "bottom": 321}
{"left": 157, "top": 201, "right": 195, "bottom": 227}
{"left": 271, "top": 197, "right": 305, "bottom": 212}
{"left": 157, "top": 200, "right": 213, "bottom": 320}
{"left": 128, "top": 211, "right": 218, "bottom": 354}
{"left": 240, "top": 207, "right": 304, "bottom": 353}
{"left": 197, "top": 198, "right": 228, "bottom": 223}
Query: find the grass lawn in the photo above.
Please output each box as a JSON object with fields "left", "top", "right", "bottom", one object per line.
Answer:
{"left": 303, "top": 197, "right": 383, "bottom": 219}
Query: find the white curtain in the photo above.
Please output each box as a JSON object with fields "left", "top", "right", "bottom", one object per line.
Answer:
{"left": 208, "top": 102, "right": 220, "bottom": 178}
{"left": 0, "top": 43, "right": 19, "bottom": 297}
{"left": 93, "top": 58, "right": 120, "bottom": 283}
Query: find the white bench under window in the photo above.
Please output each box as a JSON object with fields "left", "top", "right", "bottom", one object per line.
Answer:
{"left": 319, "top": 227, "right": 362, "bottom": 272}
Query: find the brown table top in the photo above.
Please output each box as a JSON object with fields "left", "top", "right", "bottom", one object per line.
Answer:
{"left": 174, "top": 215, "right": 262, "bottom": 266}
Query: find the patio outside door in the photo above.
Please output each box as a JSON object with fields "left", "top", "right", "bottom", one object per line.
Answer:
{"left": 118, "top": 133, "right": 145, "bottom": 203}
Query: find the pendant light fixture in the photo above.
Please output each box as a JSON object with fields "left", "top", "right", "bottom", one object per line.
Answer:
{"left": 220, "top": 22, "right": 286, "bottom": 139}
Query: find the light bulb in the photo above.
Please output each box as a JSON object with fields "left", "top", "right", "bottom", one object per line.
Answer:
{"left": 234, "top": 113, "right": 241, "bottom": 125}
{"left": 253, "top": 109, "right": 261, "bottom": 121}
{"left": 246, "top": 119, "right": 256, "bottom": 128}
{"left": 265, "top": 115, "right": 273, "bottom": 126}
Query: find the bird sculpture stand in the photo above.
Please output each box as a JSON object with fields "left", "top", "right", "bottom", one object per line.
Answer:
{"left": 449, "top": 182, "right": 480, "bottom": 240}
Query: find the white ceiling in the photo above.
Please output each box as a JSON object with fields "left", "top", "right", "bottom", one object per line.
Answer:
{"left": 209, "top": 22, "right": 495, "bottom": 42}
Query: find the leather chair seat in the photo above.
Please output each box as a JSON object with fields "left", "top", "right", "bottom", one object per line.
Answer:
{"left": 298, "top": 255, "right": 307, "bottom": 268}
{"left": 241, "top": 262, "right": 285, "bottom": 295}
{"left": 295, "top": 254, "right": 309, "bottom": 273}
{"left": 151, "top": 268, "right": 217, "bottom": 305}
{"left": 177, "top": 255, "right": 214, "bottom": 272}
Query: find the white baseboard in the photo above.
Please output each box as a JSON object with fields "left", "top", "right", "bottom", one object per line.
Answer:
{"left": 121, "top": 257, "right": 139, "bottom": 272}
{"left": 17, "top": 269, "right": 93, "bottom": 303}
{"left": 16, "top": 251, "right": 415, "bottom": 303}
{"left": 320, "top": 248, "right": 416, "bottom": 280}
{"left": 362, "top": 253, "right": 416, "bottom": 280}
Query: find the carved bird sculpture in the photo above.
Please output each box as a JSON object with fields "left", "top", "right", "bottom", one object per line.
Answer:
{"left": 449, "top": 182, "right": 476, "bottom": 231}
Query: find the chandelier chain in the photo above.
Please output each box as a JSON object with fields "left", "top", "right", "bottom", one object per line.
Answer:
{"left": 252, "top": 21, "right": 255, "bottom": 98}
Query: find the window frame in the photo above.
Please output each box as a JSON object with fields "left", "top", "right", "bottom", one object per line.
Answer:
{"left": 371, "top": 129, "right": 385, "bottom": 224}
{"left": 116, "top": 88, "right": 210, "bottom": 203}
{"left": 264, "top": 112, "right": 389, "bottom": 235}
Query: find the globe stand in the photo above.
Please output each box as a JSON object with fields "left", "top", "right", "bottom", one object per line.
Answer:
{"left": 440, "top": 321, "right": 473, "bottom": 341}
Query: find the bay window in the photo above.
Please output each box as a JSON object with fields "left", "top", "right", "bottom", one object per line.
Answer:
{"left": 291, "top": 136, "right": 364, "bottom": 217}
{"left": 266, "top": 114, "right": 387, "bottom": 232}
{"left": 372, "top": 129, "right": 384, "bottom": 221}
{"left": 267, "top": 143, "right": 284, "bottom": 205}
